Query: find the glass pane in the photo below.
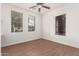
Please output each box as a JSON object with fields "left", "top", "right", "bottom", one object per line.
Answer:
{"left": 28, "top": 15, "right": 35, "bottom": 31}
{"left": 11, "top": 11, "right": 23, "bottom": 32}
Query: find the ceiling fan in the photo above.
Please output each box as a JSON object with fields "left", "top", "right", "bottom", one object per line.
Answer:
{"left": 29, "top": 3, "right": 50, "bottom": 12}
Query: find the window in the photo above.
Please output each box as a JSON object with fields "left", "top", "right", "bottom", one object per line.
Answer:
{"left": 28, "top": 15, "right": 35, "bottom": 31}
{"left": 11, "top": 11, "right": 23, "bottom": 32}
{"left": 55, "top": 14, "right": 66, "bottom": 35}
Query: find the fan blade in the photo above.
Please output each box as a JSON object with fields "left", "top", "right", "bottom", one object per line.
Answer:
{"left": 42, "top": 5, "right": 50, "bottom": 9}
{"left": 30, "top": 6, "right": 37, "bottom": 8}
{"left": 38, "top": 8, "right": 41, "bottom": 12}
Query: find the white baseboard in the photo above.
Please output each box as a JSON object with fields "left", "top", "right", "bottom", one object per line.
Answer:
{"left": 1, "top": 37, "right": 40, "bottom": 47}
{"left": 42, "top": 36, "right": 79, "bottom": 49}
{"left": 2, "top": 36, "right": 79, "bottom": 49}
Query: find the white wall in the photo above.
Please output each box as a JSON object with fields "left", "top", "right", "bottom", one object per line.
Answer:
{"left": 2, "top": 3, "right": 79, "bottom": 48}
{"left": 0, "top": 3, "right": 2, "bottom": 55}
{"left": 42, "top": 4, "right": 79, "bottom": 48}
{"left": 1, "top": 4, "right": 42, "bottom": 47}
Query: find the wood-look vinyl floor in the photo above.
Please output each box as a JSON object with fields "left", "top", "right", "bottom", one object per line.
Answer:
{"left": 1, "top": 39, "right": 79, "bottom": 56}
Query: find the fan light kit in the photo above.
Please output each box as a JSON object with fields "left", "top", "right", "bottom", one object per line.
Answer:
{"left": 29, "top": 3, "right": 50, "bottom": 12}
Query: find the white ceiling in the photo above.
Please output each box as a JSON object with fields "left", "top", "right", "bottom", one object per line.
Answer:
{"left": 10, "top": 3, "right": 65, "bottom": 14}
